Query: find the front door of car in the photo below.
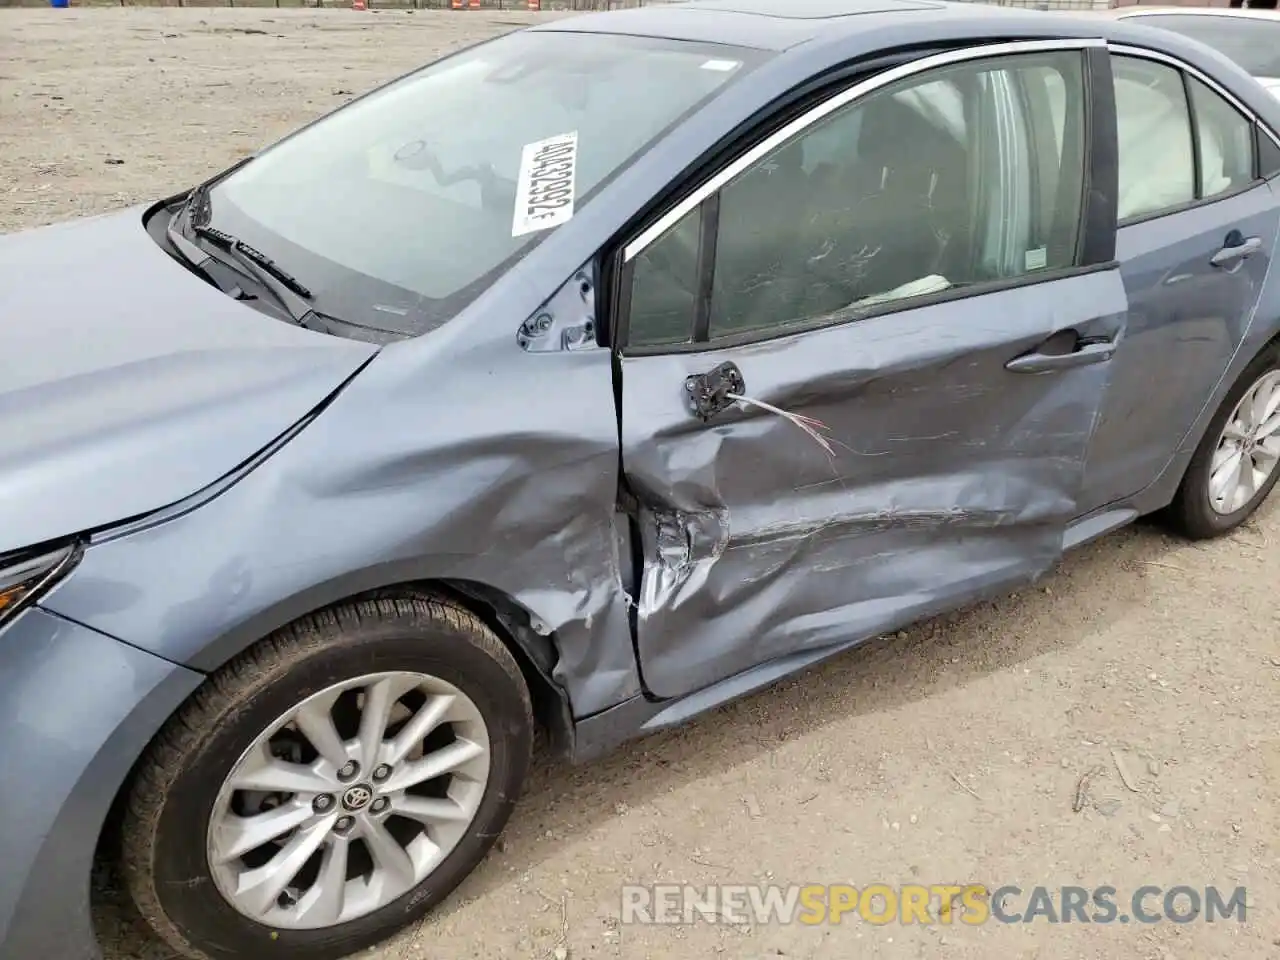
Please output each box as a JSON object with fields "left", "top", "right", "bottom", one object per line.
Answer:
{"left": 1078, "top": 51, "right": 1280, "bottom": 512}
{"left": 613, "top": 43, "right": 1130, "bottom": 700}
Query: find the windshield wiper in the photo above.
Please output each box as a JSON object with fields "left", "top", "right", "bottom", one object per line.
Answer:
{"left": 193, "top": 224, "right": 314, "bottom": 301}
{"left": 168, "top": 161, "right": 320, "bottom": 328}
{"left": 183, "top": 180, "right": 212, "bottom": 232}
{"left": 172, "top": 182, "right": 311, "bottom": 324}
{"left": 187, "top": 224, "right": 319, "bottom": 328}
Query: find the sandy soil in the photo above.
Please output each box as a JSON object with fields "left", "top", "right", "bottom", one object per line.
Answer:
{"left": 3, "top": 8, "right": 1279, "bottom": 960}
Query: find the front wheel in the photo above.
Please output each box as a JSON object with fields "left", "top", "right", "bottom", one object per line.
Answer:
{"left": 119, "top": 597, "right": 533, "bottom": 960}
{"left": 1167, "top": 344, "right": 1280, "bottom": 539}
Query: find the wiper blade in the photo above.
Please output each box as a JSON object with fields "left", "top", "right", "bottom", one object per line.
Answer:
{"left": 184, "top": 181, "right": 212, "bottom": 231}
{"left": 194, "top": 224, "right": 314, "bottom": 300}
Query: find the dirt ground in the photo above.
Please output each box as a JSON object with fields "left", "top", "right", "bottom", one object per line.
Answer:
{"left": 3, "top": 8, "right": 1279, "bottom": 960}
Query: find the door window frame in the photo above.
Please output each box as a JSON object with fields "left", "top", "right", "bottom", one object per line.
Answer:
{"left": 604, "top": 38, "right": 1119, "bottom": 356}
{"left": 1108, "top": 43, "right": 1280, "bottom": 228}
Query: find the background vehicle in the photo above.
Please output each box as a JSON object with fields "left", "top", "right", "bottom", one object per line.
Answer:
{"left": 1104, "top": 6, "right": 1280, "bottom": 95}
{"left": 3, "top": 3, "right": 1280, "bottom": 960}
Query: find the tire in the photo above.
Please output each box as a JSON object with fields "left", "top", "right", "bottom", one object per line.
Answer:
{"left": 119, "top": 596, "right": 533, "bottom": 960}
{"left": 1166, "top": 343, "right": 1280, "bottom": 540}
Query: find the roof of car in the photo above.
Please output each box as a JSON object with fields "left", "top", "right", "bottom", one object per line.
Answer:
{"left": 527, "top": 0, "right": 1280, "bottom": 128}
{"left": 1102, "top": 4, "right": 1280, "bottom": 18}
{"left": 531, "top": 0, "right": 977, "bottom": 52}
{"left": 531, "top": 0, "right": 1280, "bottom": 52}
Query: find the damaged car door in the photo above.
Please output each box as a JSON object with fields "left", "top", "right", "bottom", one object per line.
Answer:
{"left": 614, "top": 42, "right": 1129, "bottom": 699}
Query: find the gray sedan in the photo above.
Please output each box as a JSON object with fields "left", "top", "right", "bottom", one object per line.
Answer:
{"left": 4, "top": 1, "right": 1280, "bottom": 959}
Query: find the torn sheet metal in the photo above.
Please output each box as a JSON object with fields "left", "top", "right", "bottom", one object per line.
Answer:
{"left": 619, "top": 268, "right": 1128, "bottom": 700}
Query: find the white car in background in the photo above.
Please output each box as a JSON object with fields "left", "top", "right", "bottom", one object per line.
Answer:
{"left": 1104, "top": 6, "right": 1280, "bottom": 96}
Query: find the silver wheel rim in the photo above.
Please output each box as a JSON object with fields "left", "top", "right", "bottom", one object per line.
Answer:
{"left": 206, "top": 671, "right": 491, "bottom": 930}
{"left": 1209, "top": 369, "right": 1280, "bottom": 515}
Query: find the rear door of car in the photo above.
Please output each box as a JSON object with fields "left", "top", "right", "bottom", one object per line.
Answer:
{"left": 611, "top": 40, "right": 1129, "bottom": 701}
{"left": 1078, "top": 46, "right": 1280, "bottom": 512}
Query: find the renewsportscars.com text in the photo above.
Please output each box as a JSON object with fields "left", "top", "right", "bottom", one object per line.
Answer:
{"left": 620, "top": 883, "right": 1248, "bottom": 926}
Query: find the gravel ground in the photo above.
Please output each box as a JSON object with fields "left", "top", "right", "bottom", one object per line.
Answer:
{"left": 3, "top": 8, "right": 1279, "bottom": 960}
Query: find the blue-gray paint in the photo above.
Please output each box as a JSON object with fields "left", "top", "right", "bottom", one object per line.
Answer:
{"left": 5, "top": 3, "right": 1280, "bottom": 959}
{"left": 0, "top": 608, "right": 202, "bottom": 960}
{"left": 623, "top": 271, "right": 1128, "bottom": 698}
{"left": 0, "top": 211, "right": 375, "bottom": 555}
{"left": 1080, "top": 181, "right": 1280, "bottom": 509}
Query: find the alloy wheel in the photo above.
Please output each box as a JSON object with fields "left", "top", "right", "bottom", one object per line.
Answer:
{"left": 1208, "top": 369, "right": 1280, "bottom": 515}
{"left": 205, "top": 671, "right": 490, "bottom": 930}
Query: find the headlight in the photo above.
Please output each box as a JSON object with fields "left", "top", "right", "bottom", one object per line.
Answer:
{"left": 0, "top": 544, "right": 81, "bottom": 627}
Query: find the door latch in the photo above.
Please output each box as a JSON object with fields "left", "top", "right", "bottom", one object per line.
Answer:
{"left": 685, "top": 361, "right": 745, "bottom": 421}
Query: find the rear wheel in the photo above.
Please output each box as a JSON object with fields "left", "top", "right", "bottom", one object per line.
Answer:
{"left": 119, "top": 597, "right": 533, "bottom": 960}
{"left": 1167, "top": 345, "right": 1280, "bottom": 539}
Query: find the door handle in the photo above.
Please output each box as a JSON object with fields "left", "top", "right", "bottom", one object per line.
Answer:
{"left": 1005, "top": 334, "right": 1115, "bottom": 374}
{"left": 685, "top": 361, "right": 745, "bottom": 421}
{"left": 1210, "top": 230, "right": 1263, "bottom": 268}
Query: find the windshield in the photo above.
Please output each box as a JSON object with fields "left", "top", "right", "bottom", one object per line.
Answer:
{"left": 1131, "top": 15, "right": 1280, "bottom": 78}
{"left": 200, "top": 30, "right": 767, "bottom": 339}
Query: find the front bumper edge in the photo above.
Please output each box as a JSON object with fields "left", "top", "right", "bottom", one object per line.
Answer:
{"left": 0, "top": 607, "right": 202, "bottom": 960}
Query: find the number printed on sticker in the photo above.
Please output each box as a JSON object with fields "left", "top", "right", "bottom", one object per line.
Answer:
{"left": 512, "top": 132, "right": 579, "bottom": 237}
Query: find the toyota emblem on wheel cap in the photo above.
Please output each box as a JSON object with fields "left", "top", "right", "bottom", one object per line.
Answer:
{"left": 341, "top": 784, "right": 374, "bottom": 812}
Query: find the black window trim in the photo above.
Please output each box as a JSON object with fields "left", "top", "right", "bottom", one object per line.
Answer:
{"left": 1110, "top": 42, "right": 1279, "bottom": 229}
{"left": 610, "top": 37, "right": 1113, "bottom": 357}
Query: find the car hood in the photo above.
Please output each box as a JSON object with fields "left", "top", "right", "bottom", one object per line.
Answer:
{"left": 0, "top": 206, "right": 378, "bottom": 556}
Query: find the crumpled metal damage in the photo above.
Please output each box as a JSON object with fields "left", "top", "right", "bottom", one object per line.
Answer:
{"left": 43, "top": 268, "right": 642, "bottom": 720}
{"left": 36, "top": 3, "right": 1280, "bottom": 754}
{"left": 619, "top": 269, "right": 1127, "bottom": 700}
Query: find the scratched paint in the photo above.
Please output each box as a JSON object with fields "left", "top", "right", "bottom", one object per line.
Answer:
{"left": 619, "top": 271, "right": 1128, "bottom": 699}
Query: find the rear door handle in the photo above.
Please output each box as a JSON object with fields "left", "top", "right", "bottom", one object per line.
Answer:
{"left": 1005, "top": 334, "right": 1115, "bottom": 374}
{"left": 1211, "top": 231, "right": 1263, "bottom": 268}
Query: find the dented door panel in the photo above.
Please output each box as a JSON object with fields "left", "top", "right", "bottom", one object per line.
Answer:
{"left": 621, "top": 271, "right": 1128, "bottom": 700}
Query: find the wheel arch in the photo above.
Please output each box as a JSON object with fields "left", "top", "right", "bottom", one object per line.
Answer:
{"left": 143, "top": 563, "right": 578, "bottom": 761}
{"left": 92, "top": 575, "right": 575, "bottom": 912}
{"left": 360, "top": 578, "right": 576, "bottom": 760}
{"left": 1182, "top": 323, "right": 1280, "bottom": 458}
{"left": 1136, "top": 322, "right": 1280, "bottom": 516}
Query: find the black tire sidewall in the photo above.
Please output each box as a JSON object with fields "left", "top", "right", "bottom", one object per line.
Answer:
{"left": 146, "top": 619, "right": 531, "bottom": 960}
{"left": 1177, "top": 345, "right": 1280, "bottom": 537}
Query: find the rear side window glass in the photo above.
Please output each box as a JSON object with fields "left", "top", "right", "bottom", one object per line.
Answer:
{"left": 1188, "top": 76, "right": 1255, "bottom": 198}
{"left": 1113, "top": 56, "right": 1195, "bottom": 221}
{"left": 1259, "top": 125, "right": 1280, "bottom": 179}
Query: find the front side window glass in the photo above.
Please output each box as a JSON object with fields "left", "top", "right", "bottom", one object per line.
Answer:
{"left": 704, "top": 51, "right": 1087, "bottom": 339}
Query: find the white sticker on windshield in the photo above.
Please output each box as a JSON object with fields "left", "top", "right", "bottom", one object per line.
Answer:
{"left": 701, "top": 58, "right": 741, "bottom": 72}
{"left": 512, "top": 131, "right": 579, "bottom": 238}
{"left": 1025, "top": 246, "right": 1048, "bottom": 271}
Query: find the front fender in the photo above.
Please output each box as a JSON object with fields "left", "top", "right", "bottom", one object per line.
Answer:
{"left": 40, "top": 338, "right": 641, "bottom": 720}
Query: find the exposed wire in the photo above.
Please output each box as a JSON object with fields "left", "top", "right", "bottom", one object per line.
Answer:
{"left": 726, "top": 392, "right": 835, "bottom": 456}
